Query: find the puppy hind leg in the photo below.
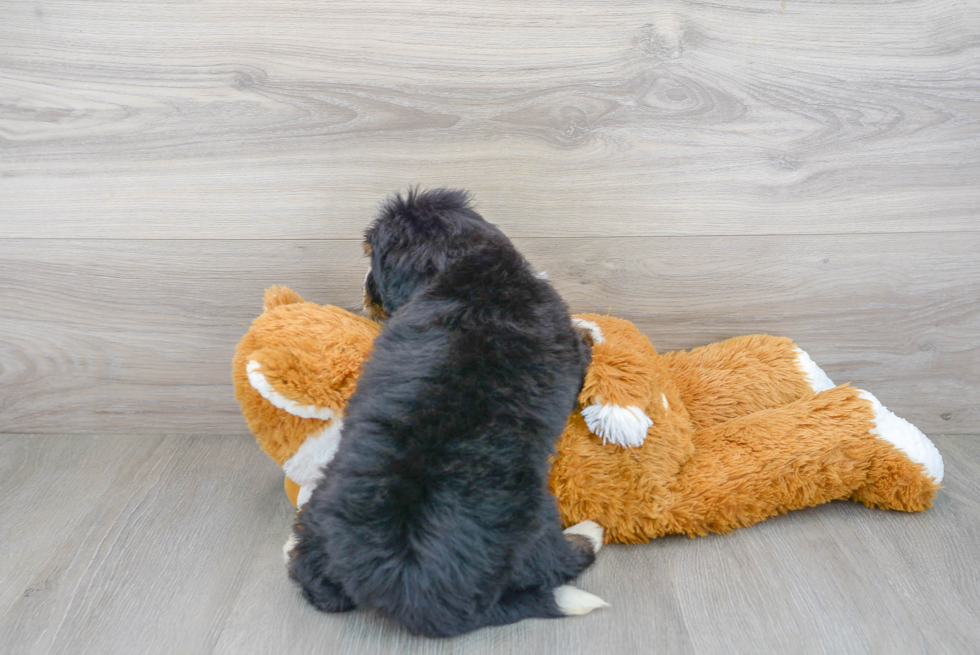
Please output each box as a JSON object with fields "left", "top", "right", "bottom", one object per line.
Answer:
{"left": 287, "top": 528, "right": 356, "bottom": 613}
{"left": 294, "top": 570, "right": 356, "bottom": 614}
{"left": 403, "top": 583, "right": 609, "bottom": 636}
{"left": 563, "top": 519, "right": 604, "bottom": 555}
{"left": 508, "top": 519, "right": 603, "bottom": 595}
{"left": 559, "top": 520, "right": 604, "bottom": 578}
{"left": 382, "top": 521, "right": 608, "bottom": 637}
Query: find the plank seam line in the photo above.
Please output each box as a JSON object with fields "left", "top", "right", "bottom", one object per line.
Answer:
{"left": 2, "top": 230, "right": 979, "bottom": 242}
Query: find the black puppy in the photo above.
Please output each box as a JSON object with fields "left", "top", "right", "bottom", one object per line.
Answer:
{"left": 286, "top": 189, "right": 607, "bottom": 637}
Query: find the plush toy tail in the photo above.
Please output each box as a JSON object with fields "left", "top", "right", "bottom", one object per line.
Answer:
{"left": 264, "top": 285, "right": 304, "bottom": 311}
{"left": 654, "top": 385, "right": 941, "bottom": 539}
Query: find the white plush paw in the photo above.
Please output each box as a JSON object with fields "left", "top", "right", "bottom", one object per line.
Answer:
{"left": 554, "top": 585, "right": 610, "bottom": 616}
{"left": 794, "top": 347, "right": 836, "bottom": 392}
{"left": 858, "top": 390, "right": 944, "bottom": 483}
{"left": 581, "top": 403, "right": 652, "bottom": 448}
{"left": 281, "top": 418, "right": 344, "bottom": 490}
{"left": 564, "top": 520, "right": 604, "bottom": 554}
{"left": 282, "top": 533, "right": 299, "bottom": 565}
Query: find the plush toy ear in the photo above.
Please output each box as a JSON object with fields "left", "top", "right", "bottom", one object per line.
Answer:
{"left": 263, "top": 285, "right": 304, "bottom": 310}
{"left": 573, "top": 314, "right": 659, "bottom": 448}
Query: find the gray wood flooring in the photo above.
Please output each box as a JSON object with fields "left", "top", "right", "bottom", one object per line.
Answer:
{"left": 2, "top": 0, "right": 978, "bottom": 435}
{"left": 1, "top": 433, "right": 978, "bottom": 654}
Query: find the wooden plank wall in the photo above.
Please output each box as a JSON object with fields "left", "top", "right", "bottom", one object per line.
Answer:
{"left": 1, "top": 0, "right": 978, "bottom": 435}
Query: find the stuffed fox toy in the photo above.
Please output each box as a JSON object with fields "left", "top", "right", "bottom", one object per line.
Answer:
{"left": 233, "top": 286, "right": 943, "bottom": 544}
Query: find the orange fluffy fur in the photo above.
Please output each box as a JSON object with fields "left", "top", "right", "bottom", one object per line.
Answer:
{"left": 233, "top": 290, "right": 940, "bottom": 543}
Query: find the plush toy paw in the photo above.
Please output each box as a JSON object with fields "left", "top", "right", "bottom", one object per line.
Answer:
{"left": 858, "top": 390, "right": 944, "bottom": 483}
{"left": 794, "top": 347, "right": 836, "bottom": 392}
{"left": 553, "top": 585, "right": 610, "bottom": 616}
{"left": 580, "top": 403, "right": 653, "bottom": 448}
{"left": 279, "top": 418, "right": 345, "bottom": 503}
{"left": 572, "top": 314, "right": 661, "bottom": 448}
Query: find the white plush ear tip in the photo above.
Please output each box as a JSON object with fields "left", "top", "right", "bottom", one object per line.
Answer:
{"left": 580, "top": 403, "right": 652, "bottom": 448}
{"left": 858, "top": 391, "right": 944, "bottom": 483}
{"left": 554, "top": 586, "right": 610, "bottom": 616}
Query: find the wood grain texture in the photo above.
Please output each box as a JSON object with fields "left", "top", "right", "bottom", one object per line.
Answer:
{"left": 2, "top": 0, "right": 978, "bottom": 435}
{"left": 0, "top": 433, "right": 286, "bottom": 655}
{"left": 2, "top": 0, "right": 979, "bottom": 238}
{"left": 1, "top": 234, "right": 977, "bottom": 434}
{"left": 1, "top": 433, "right": 977, "bottom": 654}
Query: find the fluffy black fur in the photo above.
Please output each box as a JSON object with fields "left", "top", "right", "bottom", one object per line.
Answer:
{"left": 288, "top": 189, "right": 595, "bottom": 637}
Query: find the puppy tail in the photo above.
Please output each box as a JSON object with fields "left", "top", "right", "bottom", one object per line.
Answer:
{"left": 403, "top": 585, "right": 606, "bottom": 637}
{"left": 478, "top": 585, "right": 607, "bottom": 630}
{"left": 399, "top": 587, "right": 553, "bottom": 637}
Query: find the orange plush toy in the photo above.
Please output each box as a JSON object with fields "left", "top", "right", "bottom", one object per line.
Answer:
{"left": 233, "top": 286, "right": 943, "bottom": 544}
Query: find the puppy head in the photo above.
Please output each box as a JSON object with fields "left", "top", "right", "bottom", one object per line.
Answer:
{"left": 363, "top": 188, "right": 496, "bottom": 316}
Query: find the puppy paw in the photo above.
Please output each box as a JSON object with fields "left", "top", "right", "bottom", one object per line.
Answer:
{"left": 564, "top": 520, "right": 604, "bottom": 554}
{"left": 554, "top": 585, "right": 609, "bottom": 616}
{"left": 282, "top": 533, "right": 299, "bottom": 565}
